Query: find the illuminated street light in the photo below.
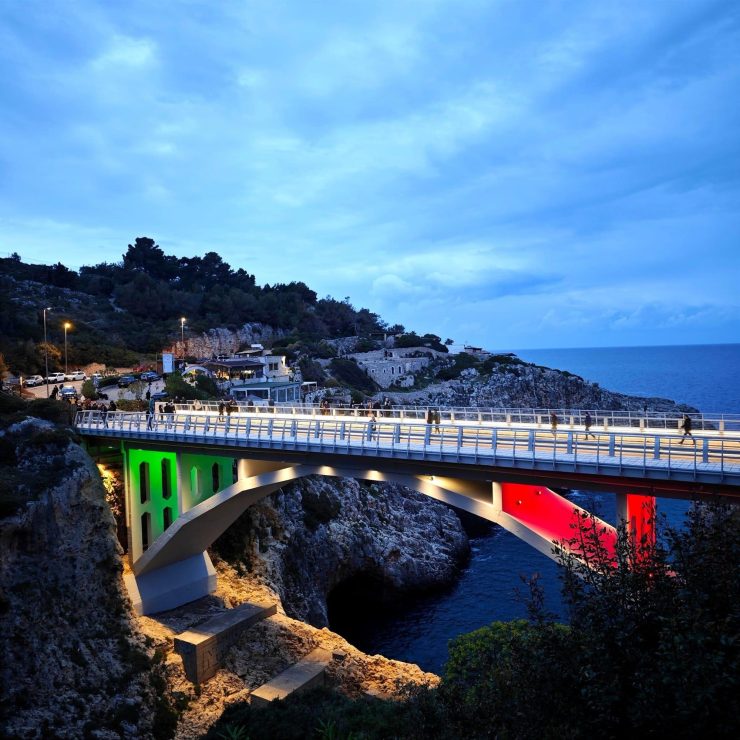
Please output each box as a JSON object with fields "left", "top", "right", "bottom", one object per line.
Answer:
{"left": 43, "top": 307, "right": 52, "bottom": 398}
{"left": 180, "top": 317, "right": 186, "bottom": 357}
{"left": 64, "top": 322, "right": 72, "bottom": 375}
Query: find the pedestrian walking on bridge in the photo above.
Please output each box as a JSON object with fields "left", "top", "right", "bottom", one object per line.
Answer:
{"left": 550, "top": 412, "right": 558, "bottom": 435}
{"left": 679, "top": 414, "right": 694, "bottom": 445}
{"left": 584, "top": 411, "right": 595, "bottom": 439}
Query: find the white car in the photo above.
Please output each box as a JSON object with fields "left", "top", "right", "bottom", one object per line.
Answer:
{"left": 24, "top": 375, "right": 44, "bottom": 387}
{"left": 46, "top": 372, "right": 66, "bottom": 384}
{"left": 65, "top": 370, "right": 87, "bottom": 381}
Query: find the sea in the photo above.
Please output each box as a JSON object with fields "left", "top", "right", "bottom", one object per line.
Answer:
{"left": 328, "top": 343, "right": 740, "bottom": 674}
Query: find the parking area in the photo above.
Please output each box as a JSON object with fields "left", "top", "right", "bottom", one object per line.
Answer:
{"left": 23, "top": 377, "right": 166, "bottom": 402}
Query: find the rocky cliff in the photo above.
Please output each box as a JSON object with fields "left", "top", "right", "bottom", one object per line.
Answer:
{"left": 0, "top": 403, "right": 466, "bottom": 739}
{"left": 211, "top": 476, "right": 469, "bottom": 627}
{"left": 0, "top": 356, "right": 697, "bottom": 739}
{"left": 386, "top": 361, "right": 697, "bottom": 414}
{"left": 0, "top": 415, "right": 172, "bottom": 739}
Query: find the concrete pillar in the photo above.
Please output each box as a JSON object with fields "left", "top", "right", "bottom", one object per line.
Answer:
{"left": 491, "top": 482, "right": 502, "bottom": 513}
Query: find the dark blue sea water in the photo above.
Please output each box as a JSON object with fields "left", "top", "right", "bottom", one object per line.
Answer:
{"left": 332, "top": 344, "right": 740, "bottom": 674}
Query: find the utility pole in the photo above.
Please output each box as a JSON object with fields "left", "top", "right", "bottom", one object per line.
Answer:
{"left": 43, "top": 306, "right": 52, "bottom": 398}
{"left": 64, "top": 322, "right": 71, "bottom": 375}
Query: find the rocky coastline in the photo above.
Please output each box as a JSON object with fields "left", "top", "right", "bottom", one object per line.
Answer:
{"left": 0, "top": 360, "right": 699, "bottom": 738}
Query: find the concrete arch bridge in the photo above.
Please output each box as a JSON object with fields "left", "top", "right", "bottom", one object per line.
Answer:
{"left": 75, "top": 407, "right": 740, "bottom": 615}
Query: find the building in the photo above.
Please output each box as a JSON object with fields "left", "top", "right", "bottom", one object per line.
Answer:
{"left": 346, "top": 347, "right": 441, "bottom": 389}
{"left": 462, "top": 345, "right": 492, "bottom": 360}
{"left": 202, "top": 350, "right": 301, "bottom": 404}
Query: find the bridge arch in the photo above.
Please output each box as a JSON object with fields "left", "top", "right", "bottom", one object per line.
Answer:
{"left": 75, "top": 405, "right": 736, "bottom": 616}
{"left": 119, "top": 448, "right": 632, "bottom": 615}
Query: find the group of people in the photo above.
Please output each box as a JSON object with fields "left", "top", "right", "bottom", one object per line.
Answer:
{"left": 426, "top": 408, "right": 442, "bottom": 433}
{"left": 217, "top": 399, "right": 238, "bottom": 419}
{"left": 548, "top": 410, "right": 695, "bottom": 444}
{"left": 550, "top": 411, "right": 596, "bottom": 438}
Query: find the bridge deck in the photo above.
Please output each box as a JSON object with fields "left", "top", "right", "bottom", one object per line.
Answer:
{"left": 76, "top": 409, "right": 740, "bottom": 492}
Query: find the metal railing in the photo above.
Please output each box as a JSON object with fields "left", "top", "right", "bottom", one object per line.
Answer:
{"left": 76, "top": 410, "right": 740, "bottom": 483}
{"left": 160, "top": 401, "right": 740, "bottom": 434}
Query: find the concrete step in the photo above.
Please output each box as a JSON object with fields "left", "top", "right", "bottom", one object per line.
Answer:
{"left": 173, "top": 601, "right": 277, "bottom": 683}
{"left": 250, "top": 647, "right": 333, "bottom": 707}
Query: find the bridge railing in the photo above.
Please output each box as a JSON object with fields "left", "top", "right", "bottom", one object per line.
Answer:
{"left": 167, "top": 402, "right": 740, "bottom": 434}
{"left": 75, "top": 410, "right": 740, "bottom": 480}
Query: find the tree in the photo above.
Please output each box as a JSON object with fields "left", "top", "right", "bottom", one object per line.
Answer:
{"left": 441, "top": 502, "right": 740, "bottom": 738}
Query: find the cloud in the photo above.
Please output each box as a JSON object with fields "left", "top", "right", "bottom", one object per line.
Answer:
{"left": 0, "top": 0, "right": 737, "bottom": 350}
{"left": 91, "top": 35, "right": 156, "bottom": 70}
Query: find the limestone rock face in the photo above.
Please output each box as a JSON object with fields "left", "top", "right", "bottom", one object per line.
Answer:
{"left": 212, "top": 477, "right": 470, "bottom": 627}
{"left": 387, "top": 363, "right": 698, "bottom": 414}
{"left": 0, "top": 421, "right": 163, "bottom": 739}
{"left": 182, "top": 323, "right": 285, "bottom": 360}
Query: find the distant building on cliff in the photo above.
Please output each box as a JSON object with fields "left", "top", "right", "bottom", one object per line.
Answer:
{"left": 202, "top": 348, "right": 301, "bottom": 403}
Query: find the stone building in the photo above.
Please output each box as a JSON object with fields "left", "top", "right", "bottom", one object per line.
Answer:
{"left": 346, "top": 347, "right": 443, "bottom": 389}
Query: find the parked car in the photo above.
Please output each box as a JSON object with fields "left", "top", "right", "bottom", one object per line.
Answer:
{"left": 46, "top": 372, "right": 66, "bottom": 384}
{"left": 59, "top": 386, "right": 78, "bottom": 400}
{"left": 65, "top": 370, "right": 87, "bottom": 381}
{"left": 117, "top": 374, "right": 137, "bottom": 388}
{"left": 24, "top": 375, "right": 44, "bottom": 387}
{"left": 150, "top": 390, "right": 169, "bottom": 400}
{"left": 140, "top": 371, "right": 160, "bottom": 382}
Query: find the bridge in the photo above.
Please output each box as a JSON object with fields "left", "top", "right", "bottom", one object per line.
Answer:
{"left": 75, "top": 405, "right": 740, "bottom": 615}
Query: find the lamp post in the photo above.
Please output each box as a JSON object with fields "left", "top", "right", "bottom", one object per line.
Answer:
{"left": 43, "top": 306, "right": 52, "bottom": 398}
{"left": 180, "top": 317, "right": 186, "bottom": 358}
{"left": 63, "top": 322, "right": 71, "bottom": 375}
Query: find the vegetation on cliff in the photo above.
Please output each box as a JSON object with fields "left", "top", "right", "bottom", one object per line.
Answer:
{"left": 207, "top": 502, "right": 739, "bottom": 739}
{"left": 0, "top": 239, "right": 391, "bottom": 373}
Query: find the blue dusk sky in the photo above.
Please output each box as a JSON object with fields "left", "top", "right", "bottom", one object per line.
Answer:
{"left": 1, "top": 0, "right": 739, "bottom": 350}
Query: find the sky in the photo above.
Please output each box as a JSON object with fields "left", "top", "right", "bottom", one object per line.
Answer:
{"left": 1, "top": 0, "right": 739, "bottom": 350}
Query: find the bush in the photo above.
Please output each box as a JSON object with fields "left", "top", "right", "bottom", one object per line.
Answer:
{"left": 298, "top": 358, "right": 325, "bottom": 383}
{"left": 203, "top": 685, "right": 441, "bottom": 740}
{"left": 329, "top": 358, "right": 377, "bottom": 394}
{"left": 354, "top": 337, "right": 379, "bottom": 353}
{"left": 394, "top": 333, "right": 448, "bottom": 352}
{"left": 436, "top": 353, "right": 480, "bottom": 381}
{"left": 206, "top": 503, "right": 740, "bottom": 739}
{"left": 164, "top": 373, "right": 210, "bottom": 401}
{"left": 81, "top": 379, "right": 98, "bottom": 400}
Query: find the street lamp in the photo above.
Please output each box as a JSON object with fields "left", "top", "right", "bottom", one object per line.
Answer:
{"left": 63, "top": 322, "right": 72, "bottom": 375}
{"left": 180, "top": 317, "right": 186, "bottom": 357}
{"left": 43, "top": 307, "right": 52, "bottom": 398}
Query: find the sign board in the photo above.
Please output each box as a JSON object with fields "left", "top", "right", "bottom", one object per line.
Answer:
{"left": 162, "top": 353, "right": 174, "bottom": 374}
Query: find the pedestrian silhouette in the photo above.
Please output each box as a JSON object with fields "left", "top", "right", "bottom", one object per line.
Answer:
{"left": 584, "top": 411, "right": 595, "bottom": 439}
{"left": 368, "top": 412, "right": 377, "bottom": 441}
{"left": 679, "top": 414, "right": 694, "bottom": 445}
{"left": 550, "top": 412, "right": 558, "bottom": 435}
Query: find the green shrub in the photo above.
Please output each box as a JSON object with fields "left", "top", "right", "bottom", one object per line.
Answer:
{"left": 0, "top": 392, "right": 25, "bottom": 414}
{"left": 328, "top": 358, "right": 377, "bottom": 394}
{"left": 203, "top": 686, "right": 439, "bottom": 740}
{"left": 81, "top": 379, "right": 98, "bottom": 400}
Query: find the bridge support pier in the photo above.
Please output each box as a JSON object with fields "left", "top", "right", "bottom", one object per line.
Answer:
{"left": 616, "top": 493, "right": 656, "bottom": 548}
{"left": 124, "top": 551, "right": 217, "bottom": 616}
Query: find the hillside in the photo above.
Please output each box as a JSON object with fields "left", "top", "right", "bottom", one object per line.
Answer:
{"left": 0, "top": 239, "right": 395, "bottom": 374}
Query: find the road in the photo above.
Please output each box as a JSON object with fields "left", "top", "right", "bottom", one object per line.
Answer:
{"left": 23, "top": 377, "right": 167, "bottom": 402}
